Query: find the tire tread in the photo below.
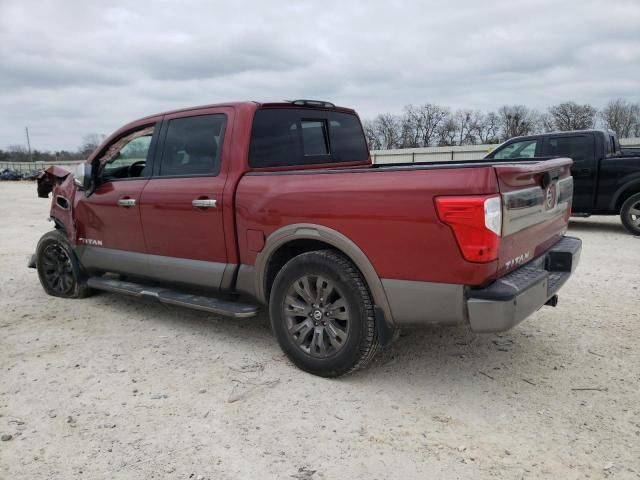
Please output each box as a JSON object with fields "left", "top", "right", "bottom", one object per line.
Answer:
{"left": 620, "top": 192, "right": 640, "bottom": 236}
{"left": 270, "top": 249, "right": 380, "bottom": 377}
{"left": 36, "top": 229, "right": 92, "bottom": 299}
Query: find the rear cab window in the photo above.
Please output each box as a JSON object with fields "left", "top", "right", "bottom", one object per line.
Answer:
{"left": 249, "top": 108, "right": 369, "bottom": 168}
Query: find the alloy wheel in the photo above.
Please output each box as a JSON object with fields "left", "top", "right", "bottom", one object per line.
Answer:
{"left": 283, "top": 274, "right": 350, "bottom": 358}
{"left": 41, "top": 244, "right": 75, "bottom": 295}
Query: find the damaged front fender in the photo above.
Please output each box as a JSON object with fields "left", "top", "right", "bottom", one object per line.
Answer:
{"left": 37, "top": 165, "right": 72, "bottom": 198}
{"left": 37, "top": 165, "right": 83, "bottom": 242}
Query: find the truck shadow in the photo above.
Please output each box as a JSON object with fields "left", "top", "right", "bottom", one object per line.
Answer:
{"left": 569, "top": 218, "right": 626, "bottom": 234}
{"left": 92, "top": 292, "right": 566, "bottom": 395}
{"left": 356, "top": 324, "right": 553, "bottom": 385}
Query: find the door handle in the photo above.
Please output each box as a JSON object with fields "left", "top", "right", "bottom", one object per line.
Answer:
{"left": 118, "top": 198, "right": 136, "bottom": 208}
{"left": 192, "top": 198, "right": 217, "bottom": 209}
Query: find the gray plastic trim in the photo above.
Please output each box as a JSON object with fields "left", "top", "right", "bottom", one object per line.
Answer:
{"left": 254, "top": 223, "right": 394, "bottom": 326}
{"left": 77, "top": 246, "right": 226, "bottom": 290}
{"left": 235, "top": 264, "right": 257, "bottom": 298}
{"left": 381, "top": 279, "right": 466, "bottom": 327}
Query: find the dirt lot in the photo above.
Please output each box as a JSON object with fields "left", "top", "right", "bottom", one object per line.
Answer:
{"left": 0, "top": 181, "right": 639, "bottom": 479}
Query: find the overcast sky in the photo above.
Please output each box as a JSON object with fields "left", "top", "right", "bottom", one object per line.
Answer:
{"left": 1, "top": 0, "right": 639, "bottom": 151}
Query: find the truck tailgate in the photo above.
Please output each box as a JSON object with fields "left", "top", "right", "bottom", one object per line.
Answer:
{"left": 494, "top": 157, "right": 573, "bottom": 278}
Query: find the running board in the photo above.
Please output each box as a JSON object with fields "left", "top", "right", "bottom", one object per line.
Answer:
{"left": 87, "top": 277, "right": 259, "bottom": 318}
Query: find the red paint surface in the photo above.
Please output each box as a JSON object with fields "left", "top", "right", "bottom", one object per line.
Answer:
{"left": 75, "top": 179, "right": 149, "bottom": 253}
{"left": 52, "top": 101, "right": 572, "bottom": 289}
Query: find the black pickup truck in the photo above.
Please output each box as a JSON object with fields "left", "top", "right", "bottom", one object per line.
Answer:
{"left": 485, "top": 129, "right": 640, "bottom": 235}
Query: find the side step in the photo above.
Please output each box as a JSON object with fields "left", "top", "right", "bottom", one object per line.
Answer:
{"left": 87, "top": 277, "right": 259, "bottom": 318}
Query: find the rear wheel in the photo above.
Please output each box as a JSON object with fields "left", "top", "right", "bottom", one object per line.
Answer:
{"left": 36, "top": 230, "right": 92, "bottom": 298}
{"left": 269, "top": 250, "right": 378, "bottom": 377}
{"left": 621, "top": 192, "right": 640, "bottom": 236}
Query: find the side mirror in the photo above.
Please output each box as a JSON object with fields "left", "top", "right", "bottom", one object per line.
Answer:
{"left": 72, "top": 162, "right": 92, "bottom": 191}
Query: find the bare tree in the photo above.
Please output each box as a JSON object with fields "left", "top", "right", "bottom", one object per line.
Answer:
{"left": 498, "top": 105, "right": 540, "bottom": 140}
{"left": 398, "top": 104, "right": 450, "bottom": 147}
{"left": 539, "top": 113, "right": 555, "bottom": 133}
{"left": 437, "top": 116, "right": 458, "bottom": 146}
{"left": 365, "top": 114, "right": 402, "bottom": 150}
{"left": 547, "top": 102, "right": 597, "bottom": 131}
{"left": 79, "top": 133, "right": 106, "bottom": 157}
{"left": 453, "top": 110, "right": 476, "bottom": 145}
{"left": 400, "top": 105, "right": 423, "bottom": 148}
{"left": 5, "top": 144, "right": 30, "bottom": 162}
{"left": 471, "top": 111, "right": 500, "bottom": 144}
{"left": 418, "top": 104, "right": 449, "bottom": 146}
{"left": 362, "top": 120, "right": 382, "bottom": 150}
{"left": 364, "top": 98, "right": 640, "bottom": 150}
{"left": 600, "top": 99, "right": 640, "bottom": 138}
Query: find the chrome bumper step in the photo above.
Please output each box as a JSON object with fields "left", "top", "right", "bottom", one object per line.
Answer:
{"left": 466, "top": 236, "right": 582, "bottom": 333}
{"left": 87, "top": 277, "right": 259, "bottom": 318}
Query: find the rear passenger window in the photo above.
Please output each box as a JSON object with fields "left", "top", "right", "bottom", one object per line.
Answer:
{"left": 158, "top": 114, "right": 226, "bottom": 176}
{"left": 493, "top": 139, "right": 538, "bottom": 159}
{"left": 249, "top": 108, "right": 368, "bottom": 168}
{"left": 546, "top": 136, "right": 590, "bottom": 164}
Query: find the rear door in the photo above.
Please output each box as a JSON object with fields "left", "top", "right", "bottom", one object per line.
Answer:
{"left": 541, "top": 134, "right": 596, "bottom": 211}
{"left": 139, "top": 108, "right": 232, "bottom": 290}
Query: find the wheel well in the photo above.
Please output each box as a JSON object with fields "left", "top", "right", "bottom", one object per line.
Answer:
{"left": 616, "top": 188, "right": 640, "bottom": 211}
{"left": 50, "top": 216, "right": 66, "bottom": 233}
{"left": 264, "top": 239, "right": 343, "bottom": 301}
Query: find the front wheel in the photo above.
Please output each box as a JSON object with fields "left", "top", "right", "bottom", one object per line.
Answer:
{"left": 620, "top": 192, "right": 640, "bottom": 236}
{"left": 269, "top": 250, "right": 379, "bottom": 377}
{"left": 36, "top": 230, "right": 92, "bottom": 298}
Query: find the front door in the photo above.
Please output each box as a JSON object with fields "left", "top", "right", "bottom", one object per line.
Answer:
{"left": 74, "top": 123, "right": 159, "bottom": 275}
{"left": 139, "top": 110, "right": 230, "bottom": 290}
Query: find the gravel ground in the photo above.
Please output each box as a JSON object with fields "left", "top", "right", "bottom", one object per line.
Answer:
{"left": 1, "top": 181, "right": 639, "bottom": 479}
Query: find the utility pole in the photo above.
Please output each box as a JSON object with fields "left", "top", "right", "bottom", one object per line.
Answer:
{"left": 25, "top": 126, "right": 33, "bottom": 162}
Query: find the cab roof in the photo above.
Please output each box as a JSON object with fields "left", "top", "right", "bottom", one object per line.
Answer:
{"left": 136, "top": 100, "right": 356, "bottom": 123}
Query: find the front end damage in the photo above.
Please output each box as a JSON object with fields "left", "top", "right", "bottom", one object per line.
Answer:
{"left": 30, "top": 165, "right": 84, "bottom": 269}
{"left": 36, "top": 164, "right": 83, "bottom": 243}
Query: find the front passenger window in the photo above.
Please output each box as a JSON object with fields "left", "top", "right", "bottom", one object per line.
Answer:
{"left": 158, "top": 114, "right": 226, "bottom": 176}
{"left": 493, "top": 139, "right": 538, "bottom": 159}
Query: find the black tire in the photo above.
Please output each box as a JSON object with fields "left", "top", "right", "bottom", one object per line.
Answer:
{"left": 269, "top": 249, "right": 378, "bottom": 377}
{"left": 620, "top": 192, "right": 640, "bottom": 236}
{"left": 36, "top": 230, "right": 92, "bottom": 298}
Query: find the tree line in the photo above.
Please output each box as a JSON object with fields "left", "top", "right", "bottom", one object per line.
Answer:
{"left": 363, "top": 99, "right": 640, "bottom": 150}
{"left": 0, "top": 133, "right": 106, "bottom": 163}
{"left": 2, "top": 99, "right": 640, "bottom": 160}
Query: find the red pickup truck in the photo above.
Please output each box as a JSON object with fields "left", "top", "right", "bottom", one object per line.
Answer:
{"left": 33, "top": 100, "right": 581, "bottom": 377}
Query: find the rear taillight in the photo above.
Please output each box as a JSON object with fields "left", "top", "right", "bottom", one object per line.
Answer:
{"left": 435, "top": 195, "right": 502, "bottom": 263}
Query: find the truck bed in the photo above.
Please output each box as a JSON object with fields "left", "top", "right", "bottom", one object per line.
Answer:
{"left": 235, "top": 157, "right": 573, "bottom": 287}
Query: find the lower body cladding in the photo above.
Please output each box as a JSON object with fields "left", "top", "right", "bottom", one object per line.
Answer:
{"left": 383, "top": 236, "right": 582, "bottom": 333}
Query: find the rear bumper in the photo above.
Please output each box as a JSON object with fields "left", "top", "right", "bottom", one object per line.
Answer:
{"left": 466, "top": 236, "right": 581, "bottom": 332}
